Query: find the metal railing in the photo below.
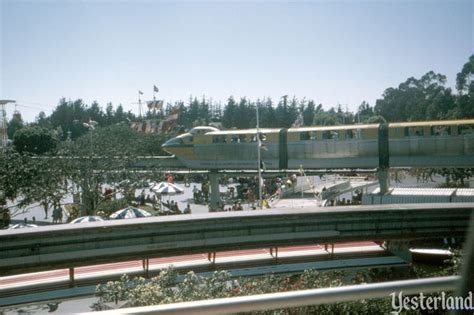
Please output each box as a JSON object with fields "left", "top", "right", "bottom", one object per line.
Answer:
{"left": 80, "top": 276, "right": 459, "bottom": 315}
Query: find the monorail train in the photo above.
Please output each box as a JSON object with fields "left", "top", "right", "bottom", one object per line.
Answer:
{"left": 162, "top": 119, "right": 474, "bottom": 170}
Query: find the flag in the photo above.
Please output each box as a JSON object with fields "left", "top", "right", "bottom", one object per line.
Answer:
{"left": 147, "top": 100, "right": 163, "bottom": 110}
{"left": 153, "top": 85, "right": 159, "bottom": 93}
{"left": 138, "top": 90, "right": 143, "bottom": 95}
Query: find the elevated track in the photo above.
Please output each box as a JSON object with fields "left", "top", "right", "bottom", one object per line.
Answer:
{"left": 1, "top": 203, "right": 473, "bottom": 276}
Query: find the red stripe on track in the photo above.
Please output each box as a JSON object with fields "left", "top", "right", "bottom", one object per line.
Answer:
{"left": 0, "top": 242, "right": 380, "bottom": 287}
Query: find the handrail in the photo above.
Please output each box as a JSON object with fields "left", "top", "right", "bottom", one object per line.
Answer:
{"left": 79, "top": 276, "right": 459, "bottom": 315}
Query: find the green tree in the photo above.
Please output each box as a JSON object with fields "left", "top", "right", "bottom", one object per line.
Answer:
{"left": 357, "top": 101, "right": 374, "bottom": 123}
{"left": 374, "top": 71, "right": 456, "bottom": 122}
{"left": 454, "top": 54, "right": 474, "bottom": 118}
{"left": 221, "top": 96, "right": 238, "bottom": 128}
{"left": 13, "top": 126, "right": 59, "bottom": 155}
{"left": 50, "top": 98, "right": 88, "bottom": 140}
{"left": 56, "top": 124, "right": 160, "bottom": 215}
{"left": 302, "top": 100, "right": 316, "bottom": 126}
{"left": 313, "top": 107, "right": 339, "bottom": 126}
{"left": 36, "top": 111, "right": 52, "bottom": 129}
{"left": 0, "top": 148, "right": 68, "bottom": 217}
{"left": 7, "top": 114, "right": 24, "bottom": 140}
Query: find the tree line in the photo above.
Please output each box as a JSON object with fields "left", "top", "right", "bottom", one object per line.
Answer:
{"left": 7, "top": 55, "right": 473, "bottom": 148}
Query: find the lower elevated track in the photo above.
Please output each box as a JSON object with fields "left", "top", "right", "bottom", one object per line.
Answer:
{"left": 1, "top": 203, "right": 472, "bottom": 277}
{"left": 0, "top": 242, "right": 407, "bottom": 307}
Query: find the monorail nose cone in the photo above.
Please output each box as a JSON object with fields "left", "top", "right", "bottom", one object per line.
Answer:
{"left": 162, "top": 137, "right": 182, "bottom": 148}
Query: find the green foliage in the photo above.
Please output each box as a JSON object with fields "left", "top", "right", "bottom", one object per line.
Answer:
{"left": 434, "top": 168, "right": 472, "bottom": 187}
{"left": 374, "top": 71, "right": 456, "bottom": 122}
{"left": 7, "top": 114, "right": 24, "bottom": 139}
{"left": 13, "top": 126, "right": 59, "bottom": 155}
{"left": 0, "top": 148, "right": 68, "bottom": 213}
{"left": 454, "top": 54, "right": 474, "bottom": 118}
{"left": 91, "top": 268, "right": 404, "bottom": 313}
{"left": 91, "top": 245, "right": 466, "bottom": 313}
{"left": 49, "top": 98, "right": 137, "bottom": 140}
{"left": 456, "top": 54, "right": 474, "bottom": 94}
{"left": 366, "top": 115, "right": 387, "bottom": 124}
{"left": 92, "top": 254, "right": 464, "bottom": 313}
{"left": 95, "top": 198, "right": 129, "bottom": 217}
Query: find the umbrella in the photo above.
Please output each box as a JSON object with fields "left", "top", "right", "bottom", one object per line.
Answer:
{"left": 152, "top": 182, "right": 184, "bottom": 211}
{"left": 109, "top": 206, "right": 152, "bottom": 219}
{"left": 152, "top": 182, "right": 184, "bottom": 195}
{"left": 8, "top": 223, "right": 38, "bottom": 229}
{"left": 69, "top": 216, "right": 105, "bottom": 224}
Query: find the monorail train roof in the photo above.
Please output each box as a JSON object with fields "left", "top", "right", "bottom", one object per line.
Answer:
{"left": 389, "top": 119, "right": 474, "bottom": 128}
{"left": 206, "top": 128, "right": 282, "bottom": 135}
{"left": 289, "top": 123, "right": 379, "bottom": 132}
{"left": 202, "top": 119, "right": 474, "bottom": 136}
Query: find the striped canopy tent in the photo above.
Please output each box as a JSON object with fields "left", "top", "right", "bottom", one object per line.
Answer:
{"left": 152, "top": 182, "right": 184, "bottom": 211}
{"left": 8, "top": 223, "right": 38, "bottom": 229}
{"left": 109, "top": 206, "right": 152, "bottom": 220}
{"left": 69, "top": 216, "right": 105, "bottom": 224}
{"left": 152, "top": 182, "right": 184, "bottom": 195}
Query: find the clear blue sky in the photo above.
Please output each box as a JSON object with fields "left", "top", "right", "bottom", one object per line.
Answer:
{"left": 1, "top": 0, "right": 472, "bottom": 122}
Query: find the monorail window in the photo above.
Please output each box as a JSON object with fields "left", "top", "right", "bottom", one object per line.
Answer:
{"left": 322, "top": 130, "right": 338, "bottom": 140}
{"left": 231, "top": 135, "right": 239, "bottom": 143}
{"left": 405, "top": 127, "right": 424, "bottom": 137}
{"left": 300, "top": 132, "right": 310, "bottom": 141}
{"left": 213, "top": 136, "right": 227, "bottom": 143}
{"left": 345, "top": 130, "right": 356, "bottom": 140}
{"left": 458, "top": 124, "right": 474, "bottom": 135}
{"left": 431, "top": 126, "right": 451, "bottom": 136}
{"left": 310, "top": 131, "right": 318, "bottom": 140}
{"left": 239, "top": 135, "right": 247, "bottom": 143}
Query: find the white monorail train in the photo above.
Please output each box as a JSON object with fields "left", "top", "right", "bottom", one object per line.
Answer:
{"left": 162, "top": 119, "right": 474, "bottom": 170}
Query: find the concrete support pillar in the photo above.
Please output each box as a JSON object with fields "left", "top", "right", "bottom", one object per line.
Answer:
{"left": 142, "top": 259, "right": 149, "bottom": 278}
{"left": 386, "top": 240, "right": 412, "bottom": 262}
{"left": 270, "top": 247, "right": 278, "bottom": 261}
{"left": 208, "top": 252, "right": 216, "bottom": 264}
{"left": 69, "top": 267, "right": 75, "bottom": 287}
{"left": 209, "top": 171, "right": 220, "bottom": 211}
{"left": 378, "top": 169, "right": 389, "bottom": 195}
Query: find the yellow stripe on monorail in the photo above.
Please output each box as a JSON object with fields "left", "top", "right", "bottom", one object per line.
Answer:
{"left": 289, "top": 123, "right": 379, "bottom": 132}
{"left": 206, "top": 128, "right": 282, "bottom": 135}
{"left": 389, "top": 119, "right": 474, "bottom": 128}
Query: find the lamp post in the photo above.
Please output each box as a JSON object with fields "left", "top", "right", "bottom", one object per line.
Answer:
{"left": 83, "top": 118, "right": 98, "bottom": 155}
{"left": 256, "top": 105, "right": 263, "bottom": 209}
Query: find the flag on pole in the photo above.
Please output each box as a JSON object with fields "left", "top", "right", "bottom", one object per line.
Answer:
{"left": 138, "top": 90, "right": 143, "bottom": 95}
{"left": 153, "top": 85, "right": 159, "bottom": 93}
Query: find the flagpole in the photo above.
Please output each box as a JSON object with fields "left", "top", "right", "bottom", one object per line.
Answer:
{"left": 256, "top": 104, "right": 263, "bottom": 209}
